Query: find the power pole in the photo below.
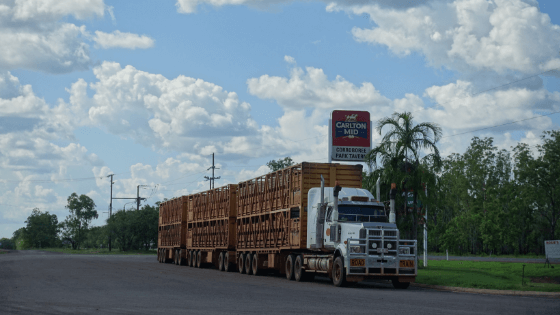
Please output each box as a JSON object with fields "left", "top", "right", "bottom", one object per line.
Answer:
{"left": 137, "top": 185, "right": 148, "bottom": 210}
{"left": 107, "top": 174, "right": 114, "bottom": 252}
{"left": 204, "top": 153, "right": 220, "bottom": 190}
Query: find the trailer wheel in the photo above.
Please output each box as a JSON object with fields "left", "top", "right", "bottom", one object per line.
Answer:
{"left": 285, "top": 255, "right": 295, "bottom": 281}
{"left": 196, "top": 251, "right": 202, "bottom": 268}
{"left": 174, "top": 250, "right": 179, "bottom": 265}
{"left": 238, "top": 254, "right": 245, "bottom": 274}
{"left": 157, "top": 249, "right": 161, "bottom": 263}
{"left": 218, "top": 252, "right": 224, "bottom": 271}
{"left": 245, "top": 253, "right": 253, "bottom": 275}
{"left": 332, "top": 256, "right": 347, "bottom": 287}
{"left": 179, "top": 249, "right": 185, "bottom": 266}
{"left": 294, "top": 255, "right": 304, "bottom": 282}
{"left": 392, "top": 279, "right": 410, "bottom": 289}
{"left": 224, "top": 252, "right": 230, "bottom": 272}
{"left": 251, "top": 254, "right": 259, "bottom": 276}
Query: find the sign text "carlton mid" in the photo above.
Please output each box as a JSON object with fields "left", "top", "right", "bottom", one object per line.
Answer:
{"left": 329, "top": 110, "right": 371, "bottom": 162}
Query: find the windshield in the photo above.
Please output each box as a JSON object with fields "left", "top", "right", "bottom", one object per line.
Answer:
{"left": 335, "top": 205, "right": 386, "bottom": 223}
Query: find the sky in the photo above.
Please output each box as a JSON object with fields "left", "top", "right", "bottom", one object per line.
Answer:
{"left": 1, "top": 0, "right": 559, "bottom": 238}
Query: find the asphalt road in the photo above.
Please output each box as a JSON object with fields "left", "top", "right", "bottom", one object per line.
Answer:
{"left": 1, "top": 250, "right": 558, "bottom": 315}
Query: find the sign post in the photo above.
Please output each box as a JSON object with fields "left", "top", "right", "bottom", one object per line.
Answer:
{"left": 329, "top": 110, "right": 371, "bottom": 162}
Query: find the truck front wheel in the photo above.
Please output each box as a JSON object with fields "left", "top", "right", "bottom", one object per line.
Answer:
{"left": 332, "top": 257, "right": 347, "bottom": 287}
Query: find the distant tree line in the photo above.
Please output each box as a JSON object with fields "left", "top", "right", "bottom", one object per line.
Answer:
{"left": 364, "top": 112, "right": 560, "bottom": 256}
{"left": 6, "top": 192, "right": 158, "bottom": 252}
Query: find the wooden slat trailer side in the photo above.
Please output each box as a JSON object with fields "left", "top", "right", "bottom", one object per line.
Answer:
{"left": 157, "top": 196, "right": 188, "bottom": 264}
{"left": 185, "top": 184, "right": 237, "bottom": 271}
{"left": 235, "top": 162, "right": 362, "bottom": 276}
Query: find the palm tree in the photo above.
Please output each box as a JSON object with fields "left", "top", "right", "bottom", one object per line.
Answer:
{"left": 365, "top": 111, "right": 442, "bottom": 240}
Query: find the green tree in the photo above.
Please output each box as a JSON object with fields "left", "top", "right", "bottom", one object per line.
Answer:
{"left": 266, "top": 157, "right": 294, "bottom": 172}
{"left": 0, "top": 237, "right": 15, "bottom": 249}
{"left": 107, "top": 205, "right": 158, "bottom": 251}
{"left": 60, "top": 193, "right": 98, "bottom": 250}
{"left": 365, "top": 111, "right": 442, "bottom": 240}
{"left": 21, "top": 208, "right": 59, "bottom": 248}
{"left": 515, "top": 131, "right": 560, "bottom": 241}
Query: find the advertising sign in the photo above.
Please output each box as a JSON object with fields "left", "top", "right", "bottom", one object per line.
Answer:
{"left": 544, "top": 240, "right": 560, "bottom": 259}
{"left": 329, "top": 110, "right": 371, "bottom": 162}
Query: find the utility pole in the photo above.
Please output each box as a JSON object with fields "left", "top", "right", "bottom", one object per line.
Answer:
{"left": 204, "top": 153, "right": 220, "bottom": 190}
{"left": 137, "top": 185, "right": 148, "bottom": 210}
{"left": 107, "top": 174, "right": 114, "bottom": 252}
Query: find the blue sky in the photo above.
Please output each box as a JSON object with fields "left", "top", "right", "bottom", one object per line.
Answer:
{"left": 1, "top": 0, "right": 559, "bottom": 238}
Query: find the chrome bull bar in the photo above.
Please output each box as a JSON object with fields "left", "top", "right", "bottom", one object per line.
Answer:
{"left": 345, "top": 228, "right": 417, "bottom": 276}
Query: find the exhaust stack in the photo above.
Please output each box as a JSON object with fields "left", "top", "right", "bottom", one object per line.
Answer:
{"left": 314, "top": 175, "right": 326, "bottom": 249}
{"left": 389, "top": 183, "right": 396, "bottom": 224}
{"left": 333, "top": 180, "right": 342, "bottom": 223}
{"left": 376, "top": 177, "right": 381, "bottom": 201}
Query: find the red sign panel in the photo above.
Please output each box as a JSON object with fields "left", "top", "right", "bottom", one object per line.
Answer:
{"left": 330, "top": 110, "right": 371, "bottom": 162}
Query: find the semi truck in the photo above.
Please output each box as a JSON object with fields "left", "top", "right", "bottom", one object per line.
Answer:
{"left": 157, "top": 162, "right": 417, "bottom": 288}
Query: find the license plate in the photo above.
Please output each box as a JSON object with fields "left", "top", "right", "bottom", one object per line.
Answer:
{"left": 399, "top": 260, "right": 414, "bottom": 268}
{"left": 376, "top": 248, "right": 388, "bottom": 254}
{"left": 350, "top": 259, "right": 365, "bottom": 267}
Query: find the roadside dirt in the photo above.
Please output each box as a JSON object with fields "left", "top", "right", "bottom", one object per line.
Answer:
{"left": 530, "top": 276, "right": 560, "bottom": 284}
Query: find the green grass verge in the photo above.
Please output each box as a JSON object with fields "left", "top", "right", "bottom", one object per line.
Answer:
{"left": 417, "top": 259, "right": 560, "bottom": 292}
{"left": 38, "top": 248, "right": 156, "bottom": 255}
{"left": 428, "top": 252, "right": 546, "bottom": 259}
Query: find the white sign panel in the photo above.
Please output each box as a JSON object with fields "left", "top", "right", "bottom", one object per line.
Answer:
{"left": 328, "top": 110, "right": 372, "bottom": 162}
{"left": 544, "top": 240, "right": 560, "bottom": 259}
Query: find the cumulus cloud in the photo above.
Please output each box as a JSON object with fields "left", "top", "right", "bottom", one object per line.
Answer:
{"left": 93, "top": 30, "right": 155, "bottom": 49}
{"left": 247, "top": 58, "right": 391, "bottom": 109}
{"left": 62, "top": 62, "right": 258, "bottom": 154}
{"left": 329, "top": 0, "right": 560, "bottom": 75}
{"left": 0, "top": 0, "right": 107, "bottom": 73}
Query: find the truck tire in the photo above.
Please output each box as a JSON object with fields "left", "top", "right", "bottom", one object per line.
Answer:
{"left": 238, "top": 254, "right": 245, "bottom": 274}
{"left": 245, "top": 253, "right": 253, "bottom": 275}
{"left": 218, "top": 252, "right": 224, "bottom": 271}
{"left": 294, "top": 255, "right": 304, "bottom": 282}
{"left": 392, "top": 279, "right": 410, "bottom": 289}
{"left": 251, "top": 254, "right": 259, "bottom": 275}
{"left": 285, "top": 255, "right": 295, "bottom": 281}
{"left": 332, "top": 256, "right": 347, "bottom": 287}
{"left": 174, "top": 250, "right": 179, "bottom": 265}
{"left": 224, "top": 252, "right": 230, "bottom": 272}
{"left": 158, "top": 249, "right": 162, "bottom": 263}
{"left": 188, "top": 250, "right": 193, "bottom": 267}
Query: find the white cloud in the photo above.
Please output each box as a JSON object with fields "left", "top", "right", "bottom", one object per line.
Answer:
{"left": 93, "top": 30, "right": 155, "bottom": 49}
{"left": 0, "top": 0, "right": 107, "bottom": 73}
{"left": 65, "top": 61, "right": 258, "bottom": 153}
{"left": 175, "top": 0, "right": 292, "bottom": 13}
{"left": 247, "top": 57, "right": 391, "bottom": 110}
{"left": 330, "top": 0, "right": 560, "bottom": 75}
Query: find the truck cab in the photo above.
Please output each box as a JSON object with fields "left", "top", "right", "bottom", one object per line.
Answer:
{"left": 306, "top": 185, "right": 417, "bottom": 288}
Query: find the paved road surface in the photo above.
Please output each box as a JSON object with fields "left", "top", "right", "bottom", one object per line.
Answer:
{"left": 1, "top": 250, "right": 558, "bottom": 314}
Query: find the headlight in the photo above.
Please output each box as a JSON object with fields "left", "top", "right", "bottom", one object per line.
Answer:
{"left": 350, "top": 246, "right": 364, "bottom": 253}
{"left": 387, "top": 243, "right": 392, "bottom": 249}
{"left": 371, "top": 242, "right": 377, "bottom": 249}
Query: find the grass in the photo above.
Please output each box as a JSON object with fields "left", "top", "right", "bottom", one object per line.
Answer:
{"left": 38, "top": 248, "right": 157, "bottom": 255}
{"left": 417, "top": 259, "right": 560, "bottom": 292}
{"left": 428, "top": 252, "right": 546, "bottom": 259}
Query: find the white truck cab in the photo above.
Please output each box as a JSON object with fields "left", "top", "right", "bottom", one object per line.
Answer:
{"left": 304, "top": 181, "right": 417, "bottom": 288}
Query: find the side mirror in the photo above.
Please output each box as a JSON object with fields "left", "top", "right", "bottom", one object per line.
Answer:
{"left": 326, "top": 206, "right": 333, "bottom": 222}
